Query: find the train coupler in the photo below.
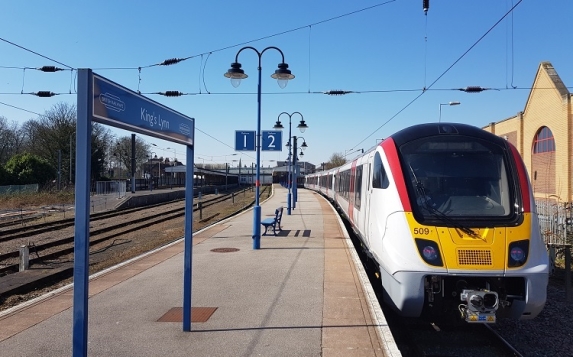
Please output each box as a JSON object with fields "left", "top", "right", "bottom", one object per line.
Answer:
{"left": 459, "top": 289, "right": 499, "bottom": 323}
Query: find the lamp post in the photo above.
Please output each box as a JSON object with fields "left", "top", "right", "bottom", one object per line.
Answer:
{"left": 439, "top": 101, "right": 461, "bottom": 122}
{"left": 273, "top": 112, "right": 308, "bottom": 215}
{"left": 291, "top": 136, "right": 307, "bottom": 209}
{"left": 148, "top": 152, "right": 158, "bottom": 191}
{"left": 223, "top": 153, "right": 238, "bottom": 192}
{"left": 224, "top": 46, "right": 294, "bottom": 249}
{"left": 166, "top": 147, "right": 177, "bottom": 188}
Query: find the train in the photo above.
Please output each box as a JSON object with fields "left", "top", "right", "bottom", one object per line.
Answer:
{"left": 305, "top": 122, "right": 549, "bottom": 323}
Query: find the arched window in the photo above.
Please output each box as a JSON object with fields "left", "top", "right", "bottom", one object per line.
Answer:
{"left": 533, "top": 127, "right": 555, "bottom": 153}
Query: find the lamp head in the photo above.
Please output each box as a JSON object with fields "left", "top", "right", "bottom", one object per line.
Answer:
{"left": 224, "top": 62, "right": 248, "bottom": 88}
{"left": 301, "top": 141, "right": 308, "bottom": 150}
{"left": 271, "top": 62, "right": 295, "bottom": 89}
{"left": 297, "top": 119, "right": 308, "bottom": 133}
{"left": 273, "top": 120, "right": 284, "bottom": 130}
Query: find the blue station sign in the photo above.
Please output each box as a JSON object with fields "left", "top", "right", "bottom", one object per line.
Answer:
{"left": 235, "top": 130, "right": 256, "bottom": 151}
{"left": 92, "top": 74, "right": 194, "bottom": 146}
{"left": 262, "top": 130, "right": 282, "bottom": 151}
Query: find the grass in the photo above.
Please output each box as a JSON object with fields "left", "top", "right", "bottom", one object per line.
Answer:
{"left": 0, "top": 190, "right": 75, "bottom": 210}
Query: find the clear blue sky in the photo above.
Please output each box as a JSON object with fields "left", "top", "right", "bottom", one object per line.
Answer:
{"left": 1, "top": 0, "right": 571, "bottom": 168}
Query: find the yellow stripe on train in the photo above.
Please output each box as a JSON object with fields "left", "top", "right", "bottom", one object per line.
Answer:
{"left": 405, "top": 212, "right": 532, "bottom": 270}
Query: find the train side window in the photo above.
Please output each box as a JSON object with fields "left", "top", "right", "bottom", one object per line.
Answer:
{"left": 372, "top": 153, "right": 389, "bottom": 189}
{"left": 355, "top": 165, "right": 363, "bottom": 208}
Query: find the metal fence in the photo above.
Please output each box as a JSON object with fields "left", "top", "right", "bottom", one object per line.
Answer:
{"left": 95, "top": 180, "right": 127, "bottom": 198}
{"left": 536, "top": 199, "right": 573, "bottom": 246}
{"left": 0, "top": 184, "right": 39, "bottom": 195}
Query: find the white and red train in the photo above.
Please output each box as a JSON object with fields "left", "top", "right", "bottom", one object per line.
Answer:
{"left": 305, "top": 123, "right": 549, "bottom": 323}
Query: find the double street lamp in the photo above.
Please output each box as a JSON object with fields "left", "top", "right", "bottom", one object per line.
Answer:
{"left": 224, "top": 46, "right": 294, "bottom": 249}
{"left": 273, "top": 112, "right": 308, "bottom": 215}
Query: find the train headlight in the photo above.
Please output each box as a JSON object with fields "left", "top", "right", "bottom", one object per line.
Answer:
{"left": 423, "top": 246, "right": 438, "bottom": 261}
{"left": 415, "top": 239, "right": 443, "bottom": 266}
{"left": 510, "top": 247, "right": 525, "bottom": 262}
{"left": 508, "top": 240, "right": 529, "bottom": 267}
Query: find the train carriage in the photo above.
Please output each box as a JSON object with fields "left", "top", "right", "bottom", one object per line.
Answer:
{"left": 305, "top": 123, "right": 549, "bottom": 323}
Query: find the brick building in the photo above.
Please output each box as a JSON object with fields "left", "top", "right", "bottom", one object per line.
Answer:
{"left": 483, "top": 62, "right": 572, "bottom": 202}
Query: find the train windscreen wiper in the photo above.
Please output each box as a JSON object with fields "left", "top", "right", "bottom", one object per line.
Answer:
{"left": 409, "top": 165, "right": 481, "bottom": 239}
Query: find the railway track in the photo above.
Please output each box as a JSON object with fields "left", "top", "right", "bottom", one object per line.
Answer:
{"left": 381, "top": 310, "right": 524, "bottom": 357}
{"left": 0, "top": 188, "right": 259, "bottom": 277}
{"left": 0, "top": 186, "right": 269, "bottom": 304}
{"left": 0, "top": 195, "right": 220, "bottom": 243}
{"left": 0, "top": 192, "right": 225, "bottom": 242}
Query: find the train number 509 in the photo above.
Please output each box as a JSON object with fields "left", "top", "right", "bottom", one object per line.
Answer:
{"left": 413, "top": 228, "right": 430, "bottom": 235}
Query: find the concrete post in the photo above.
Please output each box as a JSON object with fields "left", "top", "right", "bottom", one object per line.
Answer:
{"left": 19, "top": 245, "right": 29, "bottom": 271}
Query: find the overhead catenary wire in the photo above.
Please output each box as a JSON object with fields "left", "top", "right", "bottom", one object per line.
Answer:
{"left": 1, "top": 85, "right": 569, "bottom": 98}
{"left": 0, "top": 37, "right": 74, "bottom": 70}
{"left": 0, "top": 0, "right": 534, "bottom": 161}
{"left": 348, "top": 0, "right": 524, "bottom": 151}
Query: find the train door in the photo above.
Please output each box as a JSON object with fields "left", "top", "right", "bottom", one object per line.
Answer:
{"left": 363, "top": 154, "right": 373, "bottom": 247}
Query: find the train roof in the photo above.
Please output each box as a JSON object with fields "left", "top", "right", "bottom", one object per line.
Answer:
{"left": 390, "top": 122, "right": 506, "bottom": 147}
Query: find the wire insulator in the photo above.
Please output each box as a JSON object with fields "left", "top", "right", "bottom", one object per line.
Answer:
{"left": 423, "top": 0, "right": 429, "bottom": 13}
{"left": 163, "top": 91, "right": 184, "bottom": 97}
{"left": 324, "top": 90, "right": 352, "bottom": 96}
{"left": 459, "top": 86, "right": 486, "bottom": 93}
{"left": 38, "top": 66, "right": 63, "bottom": 72}
{"left": 160, "top": 58, "right": 183, "bottom": 66}
{"left": 34, "top": 91, "right": 56, "bottom": 97}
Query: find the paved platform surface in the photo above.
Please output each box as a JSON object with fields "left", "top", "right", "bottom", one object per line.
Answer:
{"left": 0, "top": 184, "right": 399, "bottom": 357}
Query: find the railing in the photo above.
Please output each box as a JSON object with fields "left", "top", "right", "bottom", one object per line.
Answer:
{"left": 0, "top": 184, "right": 39, "bottom": 195}
{"left": 95, "top": 181, "right": 127, "bottom": 198}
{"left": 536, "top": 200, "right": 573, "bottom": 246}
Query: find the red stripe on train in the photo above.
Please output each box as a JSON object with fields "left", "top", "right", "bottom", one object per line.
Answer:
{"left": 382, "top": 138, "right": 411, "bottom": 211}
{"left": 508, "top": 143, "right": 531, "bottom": 212}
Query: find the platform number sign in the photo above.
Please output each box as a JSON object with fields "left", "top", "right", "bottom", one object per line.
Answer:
{"left": 262, "top": 130, "right": 282, "bottom": 151}
{"left": 235, "top": 130, "right": 256, "bottom": 151}
{"left": 235, "top": 130, "right": 282, "bottom": 151}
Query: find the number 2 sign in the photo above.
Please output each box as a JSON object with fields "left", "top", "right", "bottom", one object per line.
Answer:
{"left": 262, "top": 130, "right": 282, "bottom": 151}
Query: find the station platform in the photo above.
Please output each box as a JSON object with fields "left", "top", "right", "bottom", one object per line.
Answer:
{"left": 0, "top": 184, "right": 399, "bottom": 357}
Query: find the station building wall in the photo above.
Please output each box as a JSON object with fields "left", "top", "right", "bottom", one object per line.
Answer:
{"left": 483, "top": 62, "right": 572, "bottom": 202}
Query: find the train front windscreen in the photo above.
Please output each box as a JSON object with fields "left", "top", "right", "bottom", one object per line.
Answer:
{"left": 400, "top": 135, "right": 515, "bottom": 225}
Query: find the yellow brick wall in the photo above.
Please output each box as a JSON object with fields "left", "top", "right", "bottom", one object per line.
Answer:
{"left": 483, "top": 62, "right": 572, "bottom": 201}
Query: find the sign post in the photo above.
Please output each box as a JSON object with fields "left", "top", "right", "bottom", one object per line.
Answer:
{"left": 74, "top": 69, "right": 195, "bottom": 357}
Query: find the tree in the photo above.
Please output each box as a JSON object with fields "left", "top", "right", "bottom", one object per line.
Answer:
{"left": 19, "top": 102, "right": 113, "bottom": 183}
{"left": 325, "top": 152, "right": 346, "bottom": 169}
{"left": 4, "top": 153, "right": 56, "bottom": 186}
{"left": 0, "top": 164, "right": 8, "bottom": 185}
{"left": 0, "top": 116, "right": 25, "bottom": 166}
{"left": 91, "top": 124, "right": 113, "bottom": 180}
{"left": 112, "top": 136, "right": 151, "bottom": 179}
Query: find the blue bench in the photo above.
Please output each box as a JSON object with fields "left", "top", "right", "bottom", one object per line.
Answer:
{"left": 261, "top": 206, "right": 283, "bottom": 236}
